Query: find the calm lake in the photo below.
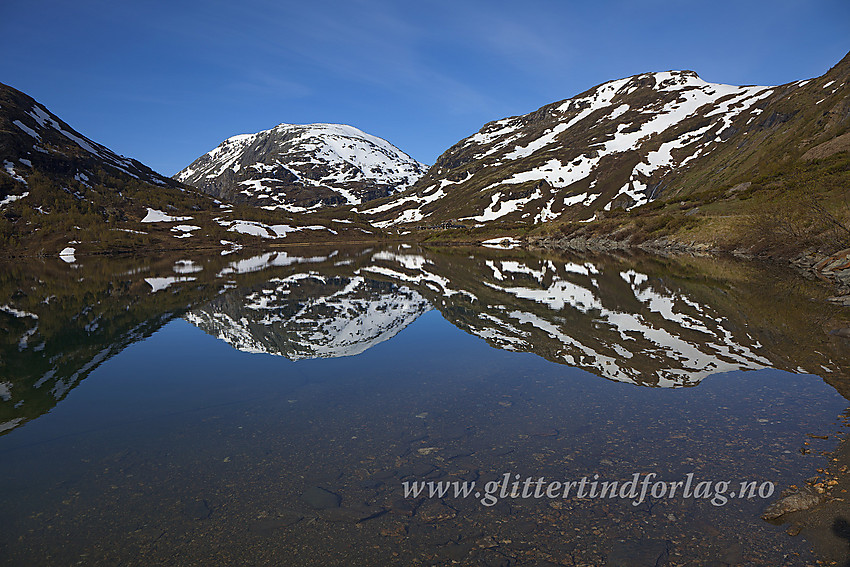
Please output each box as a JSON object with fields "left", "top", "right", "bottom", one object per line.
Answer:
{"left": 1, "top": 245, "right": 850, "bottom": 566}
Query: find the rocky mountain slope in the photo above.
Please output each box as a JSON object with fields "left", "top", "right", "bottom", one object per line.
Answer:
{"left": 361, "top": 52, "right": 849, "bottom": 236}
{"left": 0, "top": 82, "right": 217, "bottom": 252}
{"left": 0, "top": 83, "right": 180, "bottom": 193}
{"left": 175, "top": 123, "right": 426, "bottom": 210}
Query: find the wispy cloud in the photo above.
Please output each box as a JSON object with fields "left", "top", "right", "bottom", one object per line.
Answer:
{"left": 258, "top": 0, "right": 504, "bottom": 114}
{"left": 144, "top": 0, "right": 505, "bottom": 115}
{"left": 222, "top": 71, "right": 312, "bottom": 99}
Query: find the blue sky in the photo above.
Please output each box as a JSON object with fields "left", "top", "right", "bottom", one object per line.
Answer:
{"left": 1, "top": 0, "right": 848, "bottom": 175}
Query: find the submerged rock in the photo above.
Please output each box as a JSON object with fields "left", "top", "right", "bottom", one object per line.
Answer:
{"left": 761, "top": 489, "right": 824, "bottom": 520}
{"left": 182, "top": 499, "right": 211, "bottom": 520}
{"left": 301, "top": 486, "right": 341, "bottom": 510}
{"left": 830, "top": 327, "right": 850, "bottom": 338}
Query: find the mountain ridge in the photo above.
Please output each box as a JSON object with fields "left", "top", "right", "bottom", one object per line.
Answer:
{"left": 359, "top": 52, "right": 849, "bottom": 247}
{"left": 1, "top": 51, "right": 848, "bottom": 263}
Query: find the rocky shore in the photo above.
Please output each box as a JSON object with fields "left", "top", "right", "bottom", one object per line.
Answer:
{"left": 531, "top": 235, "right": 850, "bottom": 302}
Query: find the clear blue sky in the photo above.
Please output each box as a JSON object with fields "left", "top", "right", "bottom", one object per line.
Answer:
{"left": 1, "top": 0, "right": 848, "bottom": 176}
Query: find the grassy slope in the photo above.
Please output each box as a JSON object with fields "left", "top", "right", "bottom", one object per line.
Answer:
{"left": 538, "top": 151, "right": 850, "bottom": 256}
{"left": 0, "top": 167, "right": 385, "bottom": 257}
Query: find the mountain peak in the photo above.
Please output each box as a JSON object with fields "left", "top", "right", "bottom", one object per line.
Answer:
{"left": 176, "top": 122, "right": 426, "bottom": 210}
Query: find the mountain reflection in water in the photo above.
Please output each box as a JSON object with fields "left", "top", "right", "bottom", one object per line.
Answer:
{"left": 1, "top": 245, "right": 849, "bottom": 436}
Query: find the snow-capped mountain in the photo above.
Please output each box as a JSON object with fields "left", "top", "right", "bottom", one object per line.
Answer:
{"left": 0, "top": 82, "right": 179, "bottom": 192}
{"left": 361, "top": 55, "right": 849, "bottom": 227}
{"left": 175, "top": 123, "right": 427, "bottom": 210}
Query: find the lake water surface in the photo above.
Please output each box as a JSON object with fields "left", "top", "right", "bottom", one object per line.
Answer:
{"left": 1, "top": 245, "right": 850, "bottom": 566}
